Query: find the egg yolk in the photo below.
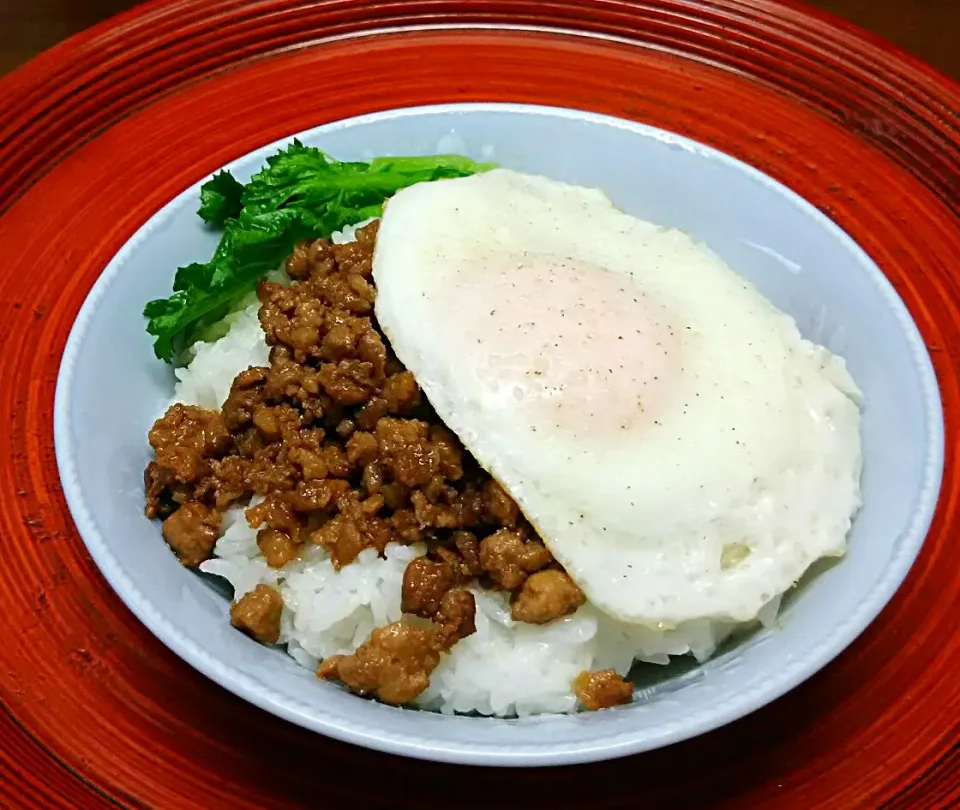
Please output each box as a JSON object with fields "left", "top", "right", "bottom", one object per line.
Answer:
{"left": 434, "top": 253, "right": 681, "bottom": 436}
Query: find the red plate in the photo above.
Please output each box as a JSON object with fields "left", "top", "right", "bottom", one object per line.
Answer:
{"left": 1, "top": 1, "right": 959, "bottom": 806}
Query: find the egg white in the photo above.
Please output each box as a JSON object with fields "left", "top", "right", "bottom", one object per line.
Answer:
{"left": 372, "top": 168, "right": 862, "bottom": 626}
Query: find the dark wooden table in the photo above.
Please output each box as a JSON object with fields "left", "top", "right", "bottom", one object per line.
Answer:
{"left": 1, "top": 0, "right": 959, "bottom": 79}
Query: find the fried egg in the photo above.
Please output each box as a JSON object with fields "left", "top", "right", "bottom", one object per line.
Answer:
{"left": 372, "top": 168, "right": 862, "bottom": 626}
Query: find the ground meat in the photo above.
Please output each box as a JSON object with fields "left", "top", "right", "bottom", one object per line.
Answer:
{"left": 317, "top": 359, "right": 380, "bottom": 406}
{"left": 149, "top": 405, "right": 231, "bottom": 478}
{"left": 355, "top": 397, "right": 389, "bottom": 431}
{"left": 511, "top": 569, "right": 586, "bottom": 624}
{"left": 346, "top": 430, "right": 379, "bottom": 467}
{"left": 257, "top": 528, "right": 300, "bottom": 568}
{"left": 430, "top": 425, "right": 464, "bottom": 481}
{"left": 322, "top": 444, "right": 352, "bottom": 478}
{"left": 385, "top": 508, "right": 420, "bottom": 545}
{"left": 382, "top": 371, "right": 421, "bottom": 414}
{"left": 246, "top": 494, "right": 304, "bottom": 541}
{"left": 144, "top": 461, "right": 192, "bottom": 519}
{"left": 317, "top": 622, "right": 442, "bottom": 705}
{"left": 482, "top": 479, "right": 519, "bottom": 527}
{"left": 285, "top": 478, "right": 350, "bottom": 512}
{"left": 230, "top": 584, "right": 284, "bottom": 644}
{"left": 318, "top": 323, "right": 357, "bottom": 362}
{"left": 375, "top": 418, "right": 439, "bottom": 487}
{"left": 318, "top": 589, "right": 475, "bottom": 703}
{"left": 318, "top": 273, "right": 375, "bottom": 316}
{"left": 434, "top": 588, "right": 476, "bottom": 647}
{"left": 161, "top": 501, "right": 221, "bottom": 567}
{"left": 222, "top": 367, "right": 269, "bottom": 431}
{"left": 146, "top": 405, "right": 232, "bottom": 518}
{"left": 573, "top": 669, "right": 634, "bottom": 711}
{"left": 243, "top": 449, "right": 300, "bottom": 495}
{"left": 257, "top": 284, "right": 325, "bottom": 363}
{"left": 332, "top": 228, "right": 376, "bottom": 276}
{"left": 479, "top": 528, "right": 554, "bottom": 589}
{"left": 309, "top": 492, "right": 392, "bottom": 568}
{"left": 433, "top": 531, "right": 484, "bottom": 582}
{"left": 283, "top": 240, "right": 315, "bottom": 281}
{"left": 401, "top": 557, "right": 456, "bottom": 618}
{"left": 410, "top": 490, "right": 461, "bottom": 529}
{"left": 452, "top": 531, "right": 483, "bottom": 573}
{"left": 200, "top": 456, "right": 249, "bottom": 510}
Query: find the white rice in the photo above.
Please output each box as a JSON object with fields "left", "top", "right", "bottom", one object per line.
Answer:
{"left": 176, "top": 235, "right": 780, "bottom": 716}
{"left": 173, "top": 303, "right": 269, "bottom": 409}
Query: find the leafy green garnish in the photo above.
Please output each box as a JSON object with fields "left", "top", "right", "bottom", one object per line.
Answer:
{"left": 198, "top": 170, "right": 244, "bottom": 226}
{"left": 144, "top": 141, "right": 495, "bottom": 364}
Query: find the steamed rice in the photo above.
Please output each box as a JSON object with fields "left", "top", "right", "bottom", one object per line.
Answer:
{"left": 177, "top": 239, "right": 780, "bottom": 717}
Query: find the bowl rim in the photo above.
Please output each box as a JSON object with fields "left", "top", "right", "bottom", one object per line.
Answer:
{"left": 53, "top": 101, "right": 946, "bottom": 766}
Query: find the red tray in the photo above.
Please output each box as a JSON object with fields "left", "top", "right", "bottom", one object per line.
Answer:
{"left": 1, "top": 1, "right": 958, "bottom": 807}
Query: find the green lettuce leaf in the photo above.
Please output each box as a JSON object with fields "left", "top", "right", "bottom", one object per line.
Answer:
{"left": 144, "top": 142, "right": 494, "bottom": 364}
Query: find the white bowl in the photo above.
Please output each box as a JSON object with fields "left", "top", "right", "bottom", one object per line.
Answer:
{"left": 54, "top": 103, "right": 943, "bottom": 766}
